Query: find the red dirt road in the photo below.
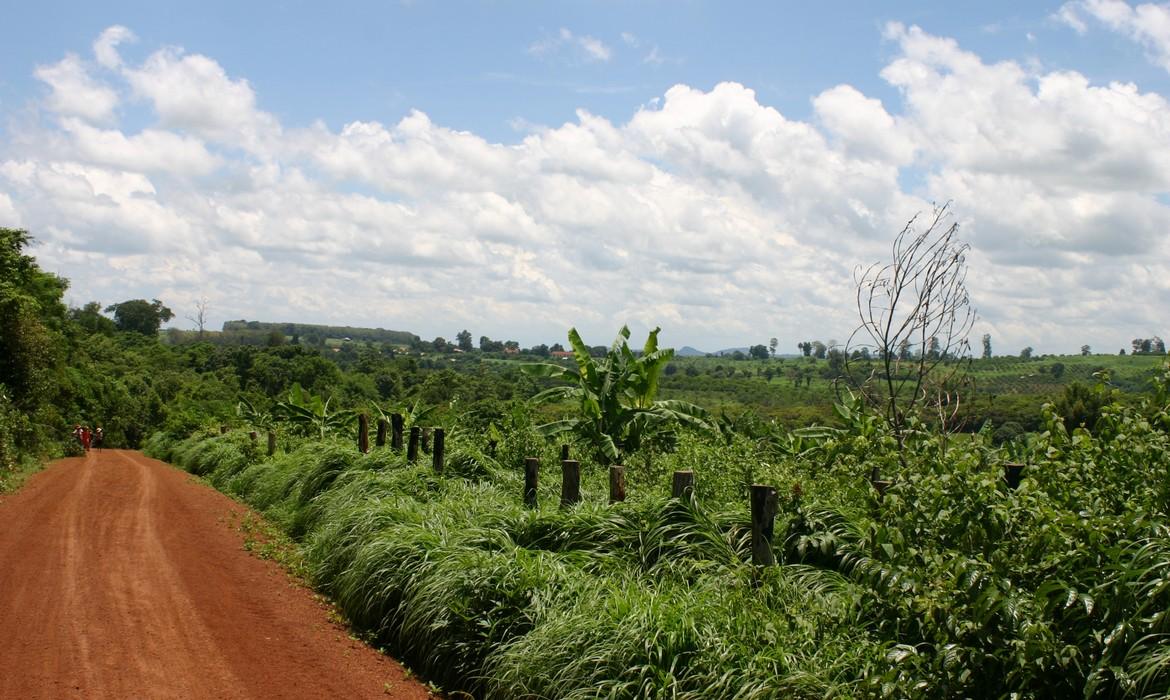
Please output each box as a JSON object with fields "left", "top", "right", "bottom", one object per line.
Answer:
{"left": 0, "top": 450, "right": 432, "bottom": 700}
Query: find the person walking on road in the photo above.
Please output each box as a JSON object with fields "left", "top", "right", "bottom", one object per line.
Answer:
{"left": 80, "top": 426, "right": 91, "bottom": 452}
{"left": 93, "top": 426, "right": 104, "bottom": 452}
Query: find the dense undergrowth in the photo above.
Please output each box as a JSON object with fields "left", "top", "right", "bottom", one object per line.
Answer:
{"left": 147, "top": 374, "right": 1170, "bottom": 700}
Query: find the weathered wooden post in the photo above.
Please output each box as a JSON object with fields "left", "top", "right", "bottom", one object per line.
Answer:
{"left": 524, "top": 457, "right": 540, "bottom": 509}
{"left": 750, "top": 484, "right": 778, "bottom": 566}
{"left": 432, "top": 428, "right": 445, "bottom": 474}
{"left": 1004, "top": 462, "right": 1024, "bottom": 490}
{"left": 391, "top": 413, "right": 404, "bottom": 450}
{"left": 671, "top": 470, "right": 695, "bottom": 499}
{"left": 376, "top": 418, "right": 388, "bottom": 448}
{"left": 560, "top": 459, "right": 581, "bottom": 508}
{"left": 358, "top": 414, "right": 369, "bottom": 454}
{"left": 407, "top": 426, "right": 420, "bottom": 462}
{"left": 422, "top": 428, "right": 431, "bottom": 454}
{"left": 609, "top": 465, "right": 626, "bottom": 503}
{"left": 266, "top": 431, "right": 276, "bottom": 457}
{"left": 560, "top": 444, "right": 570, "bottom": 462}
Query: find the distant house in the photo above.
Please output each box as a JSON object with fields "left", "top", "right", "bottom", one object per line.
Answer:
{"left": 504, "top": 346, "right": 520, "bottom": 355}
{"left": 550, "top": 350, "right": 574, "bottom": 359}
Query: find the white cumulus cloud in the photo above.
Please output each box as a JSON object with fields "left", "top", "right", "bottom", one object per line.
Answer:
{"left": 1058, "top": 0, "right": 1170, "bottom": 72}
{"left": 4, "top": 24, "right": 1170, "bottom": 354}
{"left": 34, "top": 54, "right": 119, "bottom": 123}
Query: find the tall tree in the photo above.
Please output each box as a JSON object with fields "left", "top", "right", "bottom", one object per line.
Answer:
{"left": 185, "top": 297, "right": 210, "bottom": 339}
{"left": 982, "top": 333, "right": 992, "bottom": 359}
{"left": 0, "top": 228, "right": 68, "bottom": 412}
{"left": 769, "top": 337, "right": 778, "bottom": 357}
{"left": 1081, "top": 344, "right": 1091, "bottom": 356}
{"left": 70, "top": 301, "right": 116, "bottom": 336}
{"left": 105, "top": 299, "right": 174, "bottom": 336}
{"left": 455, "top": 329, "right": 473, "bottom": 351}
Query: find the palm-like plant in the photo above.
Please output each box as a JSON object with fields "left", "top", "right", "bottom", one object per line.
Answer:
{"left": 273, "top": 383, "right": 355, "bottom": 438}
{"left": 523, "top": 326, "right": 712, "bottom": 464}
{"left": 374, "top": 399, "right": 440, "bottom": 429}
{"left": 236, "top": 396, "right": 276, "bottom": 431}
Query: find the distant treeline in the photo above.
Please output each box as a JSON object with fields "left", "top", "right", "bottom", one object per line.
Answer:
{"left": 221, "top": 320, "right": 418, "bottom": 346}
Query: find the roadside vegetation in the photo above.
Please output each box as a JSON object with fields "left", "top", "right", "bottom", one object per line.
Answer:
{"left": 6, "top": 223, "right": 1170, "bottom": 697}
{"left": 144, "top": 357, "right": 1170, "bottom": 698}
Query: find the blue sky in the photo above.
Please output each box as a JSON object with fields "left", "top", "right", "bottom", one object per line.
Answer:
{"left": 10, "top": 1, "right": 1165, "bottom": 139}
{"left": 3, "top": 1, "right": 1170, "bottom": 353}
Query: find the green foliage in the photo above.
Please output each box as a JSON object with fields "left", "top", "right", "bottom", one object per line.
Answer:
{"left": 273, "top": 383, "right": 356, "bottom": 438}
{"left": 104, "top": 298, "right": 174, "bottom": 335}
{"left": 524, "top": 326, "right": 714, "bottom": 464}
{"left": 147, "top": 362, "right": 1170, "bottom": 699}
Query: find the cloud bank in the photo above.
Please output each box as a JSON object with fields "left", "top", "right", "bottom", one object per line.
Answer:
{"left": 2, "top": 22, "right": 1169, "bottom": 353}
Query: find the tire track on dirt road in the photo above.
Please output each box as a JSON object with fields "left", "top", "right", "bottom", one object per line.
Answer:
{"left": 0, "top": 450, "right": 433, "bottom": 699}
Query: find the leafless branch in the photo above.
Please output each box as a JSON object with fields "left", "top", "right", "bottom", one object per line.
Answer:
{"left": 844, "top": 203, "right": 976, "bottom": 454}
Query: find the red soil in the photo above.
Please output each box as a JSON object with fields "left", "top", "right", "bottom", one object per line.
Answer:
{"left": 0, "top": 450, "right": 434, "bottom": 699}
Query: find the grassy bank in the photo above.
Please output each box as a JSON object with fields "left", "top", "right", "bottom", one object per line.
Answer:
{"left": 147, "top": 388, "right": 1170, "bottom": 698}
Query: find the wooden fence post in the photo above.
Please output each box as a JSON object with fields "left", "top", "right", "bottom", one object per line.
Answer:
{"left": 376, "top": 418, "right": 388, "bottom": 448}
{"left": 560, "top": 460, "right": 581, "bottom": 508}
{"left": 609, "top": 465, "right": 626, "bottom": 503}
{"left": 671, "top": 470, "right": 695, "bottom": 500}
{"left": 1004, "top": 462, "right": 1024, "bottom": 490}
{"left": 391, "top": 413, "right": 404, "bottom": 450}
{"left": 560, "top": 444, "right": 570, "bottom": 461}
{"left": 750, "top": 484, "right": 778, "bottom": 566}
{"left": 266, "top": 431, "right": 276, "bottom": 457}
{"left": 432, "top": 428, "right": 445, "bottom": 474}
{"left": 407, "top": 426, "right": 420, "bottom": 462}
{"left": 524, "top": 457, "right": 540, "bottom": 509}
{"left": 358, "top": 413, "right": 369, "bottom": 454}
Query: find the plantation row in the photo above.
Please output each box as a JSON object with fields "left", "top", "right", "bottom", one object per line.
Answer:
{"left": 148, "top": 368, "right": 1170, "bottom": 699}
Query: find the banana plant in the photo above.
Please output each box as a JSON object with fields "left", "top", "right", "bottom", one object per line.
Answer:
{"left": 374, "top": 399, "right": 441, "bottom": 429}
{"left": 236, "top": 396, "right": 276, "bottom": 431}
{"left": 522, "top": 326, "right": 713, "bottom": 464}
{"left": 272, "top": 383, "right": 355, "bottom": 439}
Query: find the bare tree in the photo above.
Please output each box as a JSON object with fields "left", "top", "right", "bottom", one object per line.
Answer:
{"left": 186, "top": 296, "right": 210, "bottom": 339}
{"left": 845, "top": 204, "right": 975, "bottom": 456}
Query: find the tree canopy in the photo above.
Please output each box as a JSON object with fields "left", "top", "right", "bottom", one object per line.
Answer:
{"left": 105, "top": 299, "right": 174, "bottom": 336}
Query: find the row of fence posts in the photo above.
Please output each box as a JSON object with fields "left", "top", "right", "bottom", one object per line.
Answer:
{"left": 352, "top": 414, "right": 785, "bottom": 565}
{"left": 229, "top": 415, "right": 1027, "bottom": 569}
{"left": 354, "top": 413, "right": 447, "bottom": 474}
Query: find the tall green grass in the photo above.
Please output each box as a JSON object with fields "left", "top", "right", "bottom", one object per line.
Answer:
{"left": 148, "top": 387, "right": 1170, "bottom": 698}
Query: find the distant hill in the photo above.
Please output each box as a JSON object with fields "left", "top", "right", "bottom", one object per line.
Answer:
{"left": 676, "top": 346, "right": 707, "bottom": 357}
{"left": 221, "top": 320, "right": 418, "bottom": 345}
{"left": 713, "top": 347, "right": 750, "bottom": 356}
